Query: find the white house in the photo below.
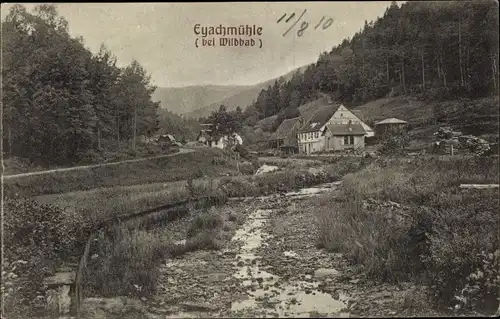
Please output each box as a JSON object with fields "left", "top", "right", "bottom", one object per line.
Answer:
{"left": 197, "top": 129, "right": 243, "bottom": 150}
{"left": 212, "top": 133, "right": 243, "bottom": 149}
{"left": 297, "top": 103, "right": 373, "bottom": 155}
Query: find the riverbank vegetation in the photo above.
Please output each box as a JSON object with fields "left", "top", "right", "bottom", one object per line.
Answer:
{"left": 315, "top": 156, "right": 499, "bottom": 314}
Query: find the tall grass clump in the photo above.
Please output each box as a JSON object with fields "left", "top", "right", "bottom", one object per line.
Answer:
{"left": 84, "top": 226, "right": 173, "bottom": 297}
{"left": 315, "top": 156, "right": 499, "bottom": 313}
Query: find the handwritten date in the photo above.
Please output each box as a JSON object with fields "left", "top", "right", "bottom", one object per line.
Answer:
{"left": 277, "top": 9, "right": 333, "bottom": 37}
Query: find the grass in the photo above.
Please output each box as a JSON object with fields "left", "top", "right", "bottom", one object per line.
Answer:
{"left": 313, "top": 155, "right": 499, "bottom": 313}
{"left": 84, "top": 204, "right": 246, "bottom": 299}
{"left": 84, "top": 226, "right": 173, "bottom": 297}
{"left": 34, "top": 156, "right": 366, "bottom": 231}
{"left": 4, "top": 148, "right": 241, "bottom": 197}
{"left": 5, "top": 153, "right": 368, "bottom": 314}
{"left": 2, "top": 140, "right": 178, "bottom": 175}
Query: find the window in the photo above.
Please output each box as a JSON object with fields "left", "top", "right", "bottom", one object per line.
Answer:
{"left": 314, "top": 132, "right": 319, "bottom": 138}
{"left": 344, "top": 136, "right": 355, "bottom": 145}
{"left": 340, "top": 113, "right": 343, "bottom": 117}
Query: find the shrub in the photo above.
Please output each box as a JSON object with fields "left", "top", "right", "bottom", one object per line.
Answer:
{"left": 218, "top": 176, "right": 258, "bottom": 198}
{"left": 314, "top": 156, "right": 499, "bottom": 313}
{"left": 187, "top": 211, "right": 224, "bottom": 238}
{"left": 85, "top": 227, "right": 172, "bottom": 297}
{"left": 315, "top": 195, "right": 416, "bottom": 282}
{"left": 3, "top": 198, "right": 85, "bottom": 317}
{"left": 78, "top": 149, "right": 104, "bottom": 165}
{"left": 421, "top": 190, "right": 499, "bottom": 311}
{"left": 235, "top": 144, "right": 250, "bottom": 160}
{"left": 378, "top": 130, "right": 410, "bottom": 155}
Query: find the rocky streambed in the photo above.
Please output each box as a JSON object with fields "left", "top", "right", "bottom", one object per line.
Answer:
{"left": 228, "top": 208, "right": 349, "bottom": 318}
{"left": 79, "top": 182, "right": 439, "bottom": 318}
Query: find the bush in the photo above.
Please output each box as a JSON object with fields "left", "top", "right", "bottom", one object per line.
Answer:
{"left": 3, "top": 198, "right": 85, "bottom": 317}
{"left": 85, "top": 227, "right": 172, "bottom": 297}
{"left": 78, "top": 149, "right": 104, "bottom": 165}
{"left": 314, "top": 156, "right": 499, "bottom": 313}
{"left": 187, "top": 211, "right": 224, "bottom": 238}
{"left": 218, "top": 176, "right": 259, "bottom": 198}
{"left": 421, "top": 190, "right": 499, "bottom": 311}
{"left": 378, "top": 130, "right": 410, "bottom": 155}
{"left": 235, "top": 144, "right": 250, "bottom": 160}
{"left": 4, "top": 198, "right": 82, "bottom": 262}
{"left": 315, "top": 196, "right": 417, "bottom": 282}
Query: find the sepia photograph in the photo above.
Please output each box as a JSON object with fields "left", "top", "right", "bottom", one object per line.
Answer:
{"left": 1, "top": 1, "right": 499, "bottom": 318}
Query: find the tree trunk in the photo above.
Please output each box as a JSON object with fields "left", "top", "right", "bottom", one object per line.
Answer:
{"left": 7, "top": 123, "right": 12, "bottom": 157}
{"left": 116, "top": 116, "right": 120, "bottom": 144}
{"left": 437, "top": 56, "right": 441, "bottom": 79}
{"left": 386, "top": 55, "right": 390, "bottom": 82}
{"left": 492, "top": 54, "right": 498, "bottom": 91}
{"left": 466, "top": 44, "right": 470, "bottom": 86}
{"left": 97, "top": 125, "right": 101, "bottom": 150}
{"left": 132, "top": 105, "right": 137, "bottom": 150}
{"left": 401, "top": 55, "right": 406, "bottom": 94}
{"left": 459, "top": 22, "right": 464, "bottom": 86}
{"left": 421, "top": 50, "right": 425, "bottom": 90}
{"left": 440, "top": 53, "right": 447, "bottom": 88}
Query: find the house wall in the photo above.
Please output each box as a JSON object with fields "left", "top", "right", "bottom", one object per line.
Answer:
{"left": 213, "top": 134, "right": 243, "bottom": 149}
{"left": 324, "top": 133, "right": 365, "bottom": 151}
{"left": 296, "top": 105, "right": 374, "bottom": 155}
{"left": 297, "top": 129, "right": 326, "bottom": 155}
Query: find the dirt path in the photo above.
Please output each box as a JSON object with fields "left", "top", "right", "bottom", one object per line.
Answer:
{"left": 2, "top": 148, "right": 194, "bottom": 179}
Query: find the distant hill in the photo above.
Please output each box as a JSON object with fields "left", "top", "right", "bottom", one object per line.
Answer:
{"left": 185, "top": 64, "right": 311, "bottom": 119}
{"left": 152, "top": 85, "right": 250, "bottom": 116}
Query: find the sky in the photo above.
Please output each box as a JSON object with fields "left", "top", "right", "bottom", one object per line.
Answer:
{"left": 2, "top": 2, "right": 402, "bottom": 88}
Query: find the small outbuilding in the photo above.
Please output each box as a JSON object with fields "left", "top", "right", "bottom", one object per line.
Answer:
{"left": 374, "top": 118, "right": 408, "bottom": 135}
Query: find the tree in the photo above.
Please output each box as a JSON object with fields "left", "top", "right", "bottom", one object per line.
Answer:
{"left": 379, "top": 129, "right": 410, "bottom": 155}
{"left": 89, "top": 44, "right": 120, "bottom": 149}
{"left": 206, "top": 105, "right": 241, "bottom": 145}
{"left": 2, "top": 4, "right": 162, "bottom": 165}
{"left": 115, "top": 59, "right": 159, "bottom": 150}
{"left": 242, "top": 0, "right": 498, "bottom": 116}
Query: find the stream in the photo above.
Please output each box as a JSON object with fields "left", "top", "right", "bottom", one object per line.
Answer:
{"left": 229, "top": 182, "right": 350, "bottom": 318}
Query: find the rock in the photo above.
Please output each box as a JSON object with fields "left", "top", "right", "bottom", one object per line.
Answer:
{"left": 314, "top": 268, "right": 341, "bottom": 279}
{"left": 45, "top": 284, "right": 72, "bottom": 316}
{"left": 349, "top": 279, "right": 361, "bottom": 284}
{"left": 255, "top": 165, "right": 279, "bottom": 176}
{"left": 283, "top": 251, "right": 299, "bottom": 259}
{"left": 79, "top": 297, "right": 145, "bottom": 318}
{"left": 179, "top": 302, "right": 218, "bottom": 312}
{"left": 43, "top": 272, "right": 75, "bottom": 287}
{"left": 149, "top": 307, "right": 170, "bottom": 315}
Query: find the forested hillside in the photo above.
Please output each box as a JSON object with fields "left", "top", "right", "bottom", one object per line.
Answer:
{"left": 1, "top": 4, "right": 181, "bottom": 167}
{"left": 157, "top": 109, "right": 201, "bottom": 142}
{"left": 153, "top": 85, "right": 250, "bottom": 116}
{"left": 243, "top": 1, "right": 499, "bottom": 123}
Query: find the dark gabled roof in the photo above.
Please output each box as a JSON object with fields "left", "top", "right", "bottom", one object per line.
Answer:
{"left": 298, "top": 104, "right": 338, "bottom": 133}
{"left": 269, "top": 117, "right": 301, "bottom": 140}
{"left": 322, "top": 123, "right": 366, "bottom": 136}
